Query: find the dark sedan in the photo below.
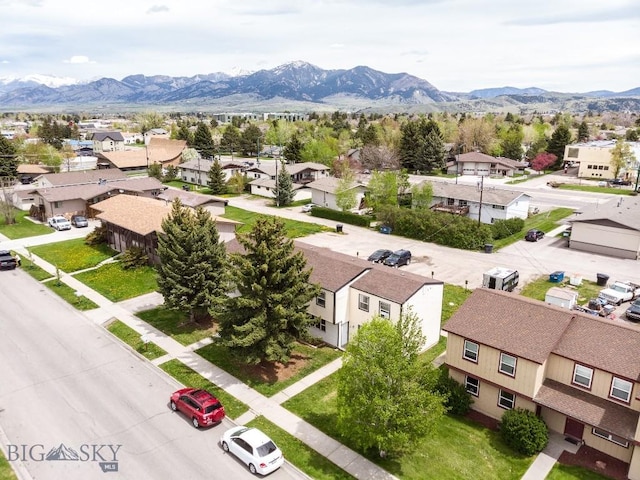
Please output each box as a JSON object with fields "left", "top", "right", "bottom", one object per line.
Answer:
{"left": 626, "top": 299, "right": 640, "bottom": 321}
{"left": 525, "top": 229, "right": 545, "bottom": 242}
{"left": 367, "top": 249, "right": 393, "bottom": 263}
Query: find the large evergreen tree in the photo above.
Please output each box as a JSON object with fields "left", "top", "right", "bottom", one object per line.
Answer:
{"left": 273, "top": 161, "right": 294, "bottom": 207}
{"left": 192, "top": 122, "right": 216, "bottom": 158}
{"left": 399, "top": 121, "right": 421, "bottom": 171}
{"left": 217, "top": 217, "right": 320, "bottom": 364}
{"left": 547, "top": 125, "right": 572, "bottom": 167}
{"left": 0, "top": 136, "right": 18, "bottom": 179}
{"left": 283, "top": 135, "right": 304, "bottom": 163}
{"left": 207, "top": 159, "right": 227, "bottom": 194}
{"left": 500, "top": 124, "right": 524, "bottom": 160}
{"left": 577, "top": 121, "right": 589, "bottom": 142}
{"left": 240, "top": 123, "right": 262, "bottom": 157}
{"left": 156, "top": 200, "right": 228, "bottom": 324}
{"left": 336, "top": 312, "right": 446, "bottom": 457}
{"left": 220, "top": 125, "right": 242, "bottom": 155}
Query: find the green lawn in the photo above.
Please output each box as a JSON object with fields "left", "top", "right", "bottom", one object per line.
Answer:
{"left": 546, "top": 463, "right": 612, "bottom": 480}
{"left": 44, "top": 280, "right": 99, "bottom": 310}
{"left": 556, "top": 184, "right": 636, "bottom": 195}
{"left": 420, "top": 336, "right": 447, "bottom": 365}
{"left": 247, "top": 416, "right": 355, "bottom": 480}
{"left": 29, "top": 238, "right": 117, "bottom": 272}
{"left": 136, "top": 307, "right": 216, "bottom": 346}
{"left": 0, "top": 210, "right": 52, "bottom": 239}
{"left": 223, "top": 205, "right": 330, "bottom": 238}
{"left": 442, "top": 284, "right": 473, "bottom": 326}
{"left": 107, "top": 320, "right": 167, "bottom": 360}
{"left": 159, "top": 359, "right": 249, "bottom": 420}
{"left": 520, "top": 275, "right": 601, "bottom": 304}
{"left": 0, "top": 449, "right": 16, "bottom": 480}
{"left": 491, "top": 208, "right": 575, "bottom": 250}
{"left": 283, "top": 375, "right": 533, "bottom": 479}
{"left": 17, "top": 254, "right": 54, "bottom": 281}
{"left": 196, "top": 340, "right": 342, "bottom": 397}
{"left": 73, "top": 263, "right": 158, "bottom": 302}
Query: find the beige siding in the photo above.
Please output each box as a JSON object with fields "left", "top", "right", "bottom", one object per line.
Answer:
{"left": 540, "top": 407, "right": 566, "bottom": 433}
{"left": 572, "top": 146, "right": 614, "bottom": 179}
{"left": 348, "top": 289, "right": 401, "bottom": 337}
{"left": 570, "top": 222, "right": 640, "bottom": 259}
{"left": 445, "top": 334, "right": 544, "bottom": 398}
{"left": 308, "top": 288, "right": 335, "bottom": 323}
{"left": 629, "top": 449, "right": 640, "bottom": 480}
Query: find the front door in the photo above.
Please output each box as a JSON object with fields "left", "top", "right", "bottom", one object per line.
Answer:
{"left": 564, "top": 417, "right": 585, "bottom": 440}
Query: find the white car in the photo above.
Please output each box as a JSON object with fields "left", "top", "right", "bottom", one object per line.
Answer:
{"left": 301, "top": 203, "right": 316, "bottom": 213}
{"left": 48, "top": 216, "right": 72, "bottom": 231}
{"left": 220, "top": 426, "right": 284, "bottom": 475}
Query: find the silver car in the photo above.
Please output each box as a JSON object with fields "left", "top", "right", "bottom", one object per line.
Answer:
{"left": 220, "top": 426, "right": 284, "bottom": 475}
{"left": 48, "top": 216, "right": 72, "bottom": 231}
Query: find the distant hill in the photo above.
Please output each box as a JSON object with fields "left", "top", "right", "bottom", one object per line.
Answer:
{"left": 0, "top": 62, "right": 638, "bottom": 113}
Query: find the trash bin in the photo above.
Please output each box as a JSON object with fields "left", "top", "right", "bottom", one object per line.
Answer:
{"left": 549, "top": 271, "right": 565, "bottom": 283}
{"left": 336, "top": 224, "right": 343, "bottom": 233}
{"left": 380, "top": 225, "right": 392, "bottom": 235}
{"left": 596, "top": 273, "right": 609, "bottom": 286}
{"left": 484, "top": 243, "right": 493, "bottom": 254}
{"left": 182, "top": 184, "right": 190, "bottom": 191}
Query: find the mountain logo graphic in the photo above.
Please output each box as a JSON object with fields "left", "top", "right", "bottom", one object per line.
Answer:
{"left": 45, "top": 444, "right": 80, "bottom": 461}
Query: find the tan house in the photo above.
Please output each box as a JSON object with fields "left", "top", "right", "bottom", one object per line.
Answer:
{"left": 568, "top": 140, "right": 640, "bottom": 180}
{"left": 306, "top": 177, "right": 368, "bottom": 212}
{"left": 91, "top": 131, "right": 125, "bottom": 153}
{"left": 179, "top": 158, "right": 246, "bottom": 186}
{"left": 569, "top": 197, "right": 640, "bottom": 259}
{"left": 444, "top": 288, "right": 640, "bottom": 479}
{"left": 447, "top": 151, "right": 527, "bottom": 177}
{"left": 97, "top": 137, "right": 187, "bottom": 171}
{"left": 226, "top": 240, "right": 444, "bottom": 350}
{"left": 156, "top": 188, "right": 228, "bottom": 217}
{"left": 91, "top": 195, "right": 239, "bottom": 265}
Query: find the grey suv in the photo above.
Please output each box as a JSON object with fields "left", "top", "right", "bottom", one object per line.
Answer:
{"left": 383, "top": 249, "right": 412, "bottom": 268}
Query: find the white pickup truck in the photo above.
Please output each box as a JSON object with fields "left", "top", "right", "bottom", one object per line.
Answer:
{"left": 598, "top": 281, "right": 640, "bottom": 306}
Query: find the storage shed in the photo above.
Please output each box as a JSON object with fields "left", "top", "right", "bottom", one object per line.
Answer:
{"left": 545, "top": 287, "right": 578, "bottom": 310}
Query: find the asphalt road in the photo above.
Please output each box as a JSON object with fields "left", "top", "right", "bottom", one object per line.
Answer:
{"left": 0, "top": 269, "right": 303, "bottom": 480}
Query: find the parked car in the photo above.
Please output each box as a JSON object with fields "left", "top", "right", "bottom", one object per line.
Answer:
{"left": 367, "top": 249, "right": 393, "bottom": 263}
{"left": 383, "top": 249, "right": 412, "bottom": 268}
{"left": 610, "top": 178, "right": 632, "bottom": 186}
{"left": 625, "top": 298, "right": 640, "bottom": 321}
{"left": 0, "top": 250, "right": 18, "bottom": 270}
{"left": 169, "top": 388, "right": 225, "bottom": 429}
{"left": 525, "top": 229, "right": 544, "bottom": 242}
{"left": 220, "top": 426, "right": 284, "bottom": 475}
{"left": 70, "top": 215, "right": 89, "bottom": 228}
{"left": 301, "top": 203, "right": 316, "bottom": 213}
{"left": 48, "top": 215, "right": 72, "bottom": 231}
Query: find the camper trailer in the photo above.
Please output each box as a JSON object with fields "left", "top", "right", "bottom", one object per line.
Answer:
{"left": 483, "top": 267, "right": 519, "bottom": 292}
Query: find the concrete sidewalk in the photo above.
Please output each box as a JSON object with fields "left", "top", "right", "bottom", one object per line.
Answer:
{"left": 9, "top": 247, "right": 397, "bottom": 480}
{"left": 521, "top": 431, "right": 581, "bottom": 480}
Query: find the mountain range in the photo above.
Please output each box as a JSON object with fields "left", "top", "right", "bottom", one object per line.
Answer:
{"left": 1, "top": 61, "right": 639, "bottom": 113}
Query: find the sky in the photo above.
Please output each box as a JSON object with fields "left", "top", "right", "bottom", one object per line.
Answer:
{"left": 1, "top": 0, "right": 639, "bottom": 93}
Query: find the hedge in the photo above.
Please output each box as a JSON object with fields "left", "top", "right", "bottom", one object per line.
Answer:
{"left": 310, "top": 207, "right": 373, "bottom": 227}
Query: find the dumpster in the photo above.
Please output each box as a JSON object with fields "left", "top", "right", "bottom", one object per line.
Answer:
{"left": 380, "top": 225, "right": 392, "bottom": 234}
{"left": 484, "top": 244, "right": 494, "bottom": 254}
{"left": 336, "top": 224, "right": 343, "bottom": 233}
{"left": 596, "top": 273, "right": 609, "bottom": 286}
{"left": 549, "top": 271, "right": 565, "bottom": 283}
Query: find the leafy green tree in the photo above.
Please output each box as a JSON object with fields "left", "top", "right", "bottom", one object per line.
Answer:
{"left": 547, "top": 125, "right": 572, "bottom": 167}
{"left": 283, "top": 135, "right": 304, "bottom": 163}
{"left": 367, "top": 171, "right": 398, "bottom": 211}
{"left": 0, "top": 136, "right": 18, "bottom": 179}
{"left": 626, "top": 129, "right": 639, "bottom": 142}
{"left": 227, "top": 171, "right": 248, "bottom": 194}
{"left": 137, "top": 112, "right": 165, "bottom": 134}
{"left": 163, "top": 165, "right": 178, "bottom": 182}
{"left": 175, "top": 122, "right": 193, "bottom": 143}
{"left": 207, "top": 159, "right": 227, "bottom": 194}
{"left": 411, "top": 182, "right": 433, "bottom": 209}
{"left": 300, "top": 138, "right": 339, "bottom": 165}
{"left": 335, "top": 168, "right": 357, "bottom": 211}
{"left": 361, "top": 124, "right": 381, "bottom": 146}
{"left": 274, "top": 161, "right": 294, "bottom": 206}
{"left": 610, "top": 139, "right": 636, "bottom": 178}
{"left": 500, "top": 124, "right": 524, "bottom": 160}
{"left": 192, "top": 122, "right": 216, "bottom": 158}
{"left": 500, "top": 408, "right": 549, "bottom": 456}
{"left": 240, "top": 124, "right": 262, "bottom": 156}
{"left": 217, "top": 217, "right": 320, "bottom": 364}
{"left": 577, "top": 121, "right": 589, "bottom": 142}
{"left": 336, "top": 312, "right": 446, "bottom": 457}
{"left": 148, "top": 162, "right": 162, "bottom": 180}
{"left": 156, "top": 200, "right": 229, "bottom": 324}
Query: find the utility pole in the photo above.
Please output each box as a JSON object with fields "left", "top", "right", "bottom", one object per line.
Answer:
{"left": 275, "top": 156, "right": 279, "bottom": 207}
{"left": 477, "top": 175, "right": 484, "bottom": 225}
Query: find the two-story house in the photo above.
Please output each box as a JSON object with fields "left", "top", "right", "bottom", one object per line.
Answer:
{"left": 179, "top": 157, "right": 246, "bottom": 185}
{"left": 444, "top": 288, "right": 640, "bottom": 479}
{"left": 447, "top": 151, "right": 527, "bottom": 177}
{"left": 91, "top": 131, "right": 125, "bottom": 153}
{"left": 306, "top": 177, "right": 369, "bottom": 212}
{"left": 246, "top": 162, "right": 330, "bottom": 200}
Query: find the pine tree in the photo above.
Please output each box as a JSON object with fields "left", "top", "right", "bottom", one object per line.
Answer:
{"left": 283, "top": 135, "right": 303, "bottom": 163}
{"left": 500, "top": 124, "right": 524, "bottom": 160}
{"left": 547, "top": 125, "right": 572, "bottom": 168}
{"left": 399, "top": 121, "right": 421, "bottom": 171}
{"left": 217, "top": 217, "right": 320, "bottom": 364}
{"left": 207, "top": 159, "right": 227, "bottom": 194}
{"left": 578, "top": 121, "right": 589, "bottom": 142}
{"left": 240, "top": 124, "right": 262, "bottom": 156}
{"left": 0, "top": 136, "right": 18, "bottom": 179}
{"left": 156, "top": 200, "right": 228, "bottom": 324}
{"left": 274, "top": 161, "right": 294, "bottom": 207}
{"left": 192, "top": 122, "right": 215, "bottom": 158}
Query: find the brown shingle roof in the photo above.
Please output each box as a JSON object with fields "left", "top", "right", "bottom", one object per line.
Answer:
{"left": 31, "top": 177, "right": 164, "bottom": 202}
{"left": 443, "top": 289, "right": 574, "bottom": 364}
{"left": 350, "top": 266, "right": 442, "bottom": 304}
{"left": 428, "top": 181, "right": 529, "bottom": 206}
{"left": 534, "top": 379, "right": 638, "bottom": 440}
{"left": 17, "top": 164, "right": 50, "bottom": 175}
{"left": 37, "top": 168, "right": 127, "bottom": 186}
{"left": 573, "top": 197, "right": 640, "bottom": 231}
{"left": 296, "top": 243, "right": 371, "bottom": 291}
{"left": 306, "top": 176, "right": 367, "bottom": 194}
{"left": 157, "top": 188, "right": 228, "bottom": 208}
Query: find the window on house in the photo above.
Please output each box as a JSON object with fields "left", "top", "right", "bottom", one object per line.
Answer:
{"left": 358, "top": 294, "right": 369, "bottom": 312}
{"left": 498, "top": 389, "right": 515, "bottom": 409}
{"left": 567, "top": 148, "right": 579, "bottom": 158}
{"left": 379, "top": 301, "right": 390, "bottom": 319}
{"left": 459, "top": 200, "right": 468, "bottom": 207}
{"left": 598, "top": 165, "right": 604, "bottom": 170}
{"left": 463, "top": 340, "right": 478, "bottom": 362}
{"left": 53, "top": 201, "right": 62, "bottom": 208}
{"left": 592, "top": 428, "right": 629, "bottom": 448}
{"left": 492, "top": 205, "right": 505, "bottom": 210}
{"left": 604, "top": 166, "right": 609, "bottom": 170}
{"left": 572, "top": 364, "right": 593, "bottom": 388}
{"left": 465, "top": 376, "right": 479, "bottom": 396}
{"left": 499, "top": 353, "right": 517, "bottom": 376}
{"left": 447, "top": 198, "right": 455, "bottom": 206}
{"left": 610, "top": 377, "right": 632, "bottom": 403}
{"left": 316, "top": 291, "right": 326, "bottom": 308}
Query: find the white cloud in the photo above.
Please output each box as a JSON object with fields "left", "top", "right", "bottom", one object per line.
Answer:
{"left": 63, "top": 56, "right": 94, "bottom": 64}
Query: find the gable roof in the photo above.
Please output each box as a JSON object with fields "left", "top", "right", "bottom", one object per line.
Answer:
{"left": 157, "top": 188, "right": 228, "bottom": 208}
{"left": 427, "top": 181, "right": 529, "bottom": 206}
{"left": 31, "top": 177, "right": 165, "bottom": 202}
{"left": 17, "top": 164, "right": 51, "bottom": 175}
{"left": 458, "top": 151, "right": 527, "bottom": 168}
{"left": 246, "top": 162, "right": 330, "bottom": 177}
{"left": 572, "top": 197, "right": 640, "bottom": 231}
{"left": 36, "top": 168, "right": 127, "bottom": 186}
{"left": 306, "top": 176, "right": 367, "bottom": 194}
{"left": 180, "top": 157, "right": 246, "bottom": 171}
{"left": 350, "top": 266, "right": 442, "bottom": 304}
{"left": 98, "top": 138, "right": 187, "bottom": 169}
{"left": 248, "top": 178, "right": 306, "bottom": 190}
{"left": 91, "top": 131, "right": 125, "bottom": 142}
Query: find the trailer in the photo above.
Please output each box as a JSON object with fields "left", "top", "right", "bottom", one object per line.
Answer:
{"left": 482, "top": 267, "right": 520, "bottom": 292}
